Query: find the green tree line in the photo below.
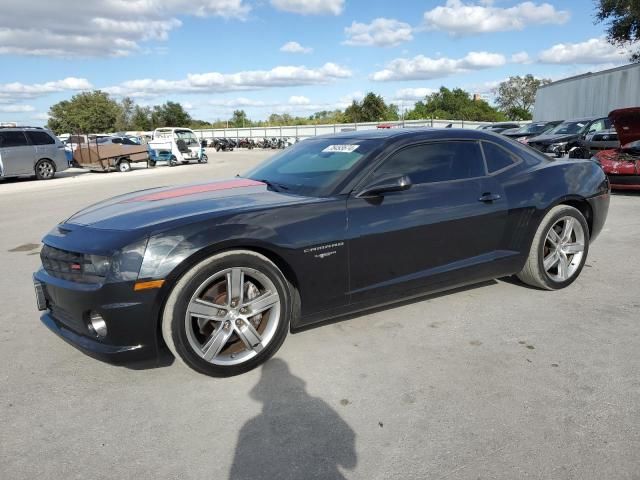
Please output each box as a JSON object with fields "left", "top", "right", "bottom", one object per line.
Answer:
{"left": 46, "top": 75, "right": 549, "bottom": 134}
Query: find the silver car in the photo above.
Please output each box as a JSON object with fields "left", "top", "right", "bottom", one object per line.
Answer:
{"left": 0, "top": 127, "right": 68, "bottom": 180}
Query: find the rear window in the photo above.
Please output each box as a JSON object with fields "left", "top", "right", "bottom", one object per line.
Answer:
{"left": 481, "top": 141, "right": 519, "bottom": 173}
{"left": 0, "top": 131, "right": 29, "bottom": 147}
{"left": 26, "top": 131, "right": 55, "bottom": 145}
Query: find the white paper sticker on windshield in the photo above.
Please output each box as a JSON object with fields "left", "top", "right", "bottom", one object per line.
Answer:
{"left": 322, "top": 144, "right": 359, "bottom": 153}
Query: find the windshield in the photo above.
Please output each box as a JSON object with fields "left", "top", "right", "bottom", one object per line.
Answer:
{"left": 245, "top": 138, "right": 378, "bottom": 196}
{"left": 176, "top": 130, "right": 199, "bottom": 146}
{"left": 548, "top": 121, "right": 589, "bottom": 135}
{"left": 515, "top": 122, "right": 549, "bottom": 134}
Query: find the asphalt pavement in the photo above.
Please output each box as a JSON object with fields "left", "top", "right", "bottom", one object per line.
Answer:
{"left": 1, "top": 149, "right": 639, "bottom": 479}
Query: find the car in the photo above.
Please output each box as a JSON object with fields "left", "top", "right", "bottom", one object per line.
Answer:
{"left": 527, "top": 117, "right": 610, "bottom": 158}
{"left": 71, "top": 135, "right": 151, "bottom": 172}
{"left": 33, "top": 129, "right": 610, "bottom": 377}
{"left": 593, "top": 107, "right": 640, "bottom": 190}
{"left": 476, "top": 122, "right": 521, "bottom": 133}
{"left": 570, "top": 128, "right": 619, "bottom": 159}
{"left": 501, "top": 121, "right": 563, "bottom": 143}
{"left": 0, "top": 126, "right": 68, "bottom": 180}
{"left": 148, "top": 127, "right": 208, "bottom": 165}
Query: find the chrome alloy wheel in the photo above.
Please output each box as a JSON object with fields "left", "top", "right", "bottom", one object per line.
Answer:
{"left": 543, "top": 216, "right": 585, "bottom": 282}
{"left": 37, "top": 161, "right": 54, "bottom": 179}
{"left": 185, "top": 267, "right": 281, "bottom": 366}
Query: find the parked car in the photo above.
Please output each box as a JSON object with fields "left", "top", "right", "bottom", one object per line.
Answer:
{"left": 527, "top": 117, "right": 609, "bottom": 157}
{"left": 34, "top": 128, "right": 610, "bottom": 377}
{"left": 476, "top": 122, "right": 521, "bottom": 133}
{"left": 570, "top": 128, "right": 619, "bottom": 159}
{"left": 0, "top": 126, "right": 68, "bottom": 180}
{"left": 501, "top": 121, "right": 563, "bottom": 143}
{"left": 593, "top": 107, "right": 640, "bottom": 190}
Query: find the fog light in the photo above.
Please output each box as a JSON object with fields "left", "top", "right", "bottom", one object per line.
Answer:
{"left": 88, "top": 312, "right": 107, "bottom": 338}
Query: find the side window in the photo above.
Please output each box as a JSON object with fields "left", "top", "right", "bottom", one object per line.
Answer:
{"left": 26, "top": 131, "right": 55, "bottom": 145}
{"left": 0, "top": 131, "right": 29, "bottom": 147}
{"left": 112, "top": 138, "right": 123, "bottom": 144}
{"left": 481, "top": 142, "right": 519, "bottom": 173}
{"left": 373, "top": 141, "right": 485, "bottom": 185}
{"left": 122, "top": 137, "right": 137, "bottom": 145}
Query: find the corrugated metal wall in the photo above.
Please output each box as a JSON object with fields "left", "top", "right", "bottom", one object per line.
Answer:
{"left": 533, "top": 64, "right": 640, "bottom": 121}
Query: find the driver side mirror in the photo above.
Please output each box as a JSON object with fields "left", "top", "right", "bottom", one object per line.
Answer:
{"left": 356, "top": 175, "right": 412, "bottom": 198}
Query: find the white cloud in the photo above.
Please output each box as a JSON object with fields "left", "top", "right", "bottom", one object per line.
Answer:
{"left": 288, "top": 95, "right": 311, "bottom": 105}
{"left": 209, "top": 97, "right": 270, "bottom": 107}
{"left": 0, "top": 77, "right": 93, "bottom": 101}
{"left": 0, "top": 104, "right": 36, "bottom": 113}
{"left": 538, "top": 37, "right": 637, "bottom": 64}
{"left": 106, "top": 63, "right": 351, "bottom": 97}
{"left": 32, "top": 112, "right": 51, "bottom": 121}
{"left": 271, "top": 0, "right": 344, "bottom": 15}
{"left": 280, "top": 41, "right": 313, "bottom": 54}
{"left": 344, "top": 18, "right": 413, "bottom": 47}
{"left": 371, "top": 51, "right": 506, "bottom": 81}
{"left": 511, "top": 51, "right": 531, "bottom": 64}
{"left": 0, "top": 0, "right": 250, "bottom": 57}
{"left": 393, "top": 87, "right": 437, "bottom": 102}
{"left": 424, "top": 0, "right": 570, "bottom": 36}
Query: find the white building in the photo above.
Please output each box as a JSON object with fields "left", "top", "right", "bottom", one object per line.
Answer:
{"left": 533, "top": 63, "right": 640, "bottom": 121}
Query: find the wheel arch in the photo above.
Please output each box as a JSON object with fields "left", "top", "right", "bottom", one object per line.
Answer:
{"left": 34, "top": 157, "right": 56, "bottom": 170}
{"left": 152, "top": 241, "right": 302, "bottom": 342}
{"left": 552, "top": 195, "right": 594, "bottom": 237}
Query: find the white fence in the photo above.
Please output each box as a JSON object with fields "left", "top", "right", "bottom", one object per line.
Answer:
{"left": 193, "top": 118, "right": 508, "bottom": 141}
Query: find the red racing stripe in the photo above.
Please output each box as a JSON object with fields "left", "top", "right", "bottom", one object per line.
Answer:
{"left": 123, "top": 179, "right": 264, "bottom": 202}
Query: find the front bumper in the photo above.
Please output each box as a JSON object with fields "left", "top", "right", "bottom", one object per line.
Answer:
{"left": 34, "top": 269, "right": 163, "bottom": 365}
{"left": 606, "top": 174, "right": 640, "bottom": 190}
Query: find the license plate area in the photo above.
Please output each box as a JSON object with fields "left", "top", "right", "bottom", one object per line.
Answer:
{"left": 34, "top": 281, "right": 47, "bottom": 311}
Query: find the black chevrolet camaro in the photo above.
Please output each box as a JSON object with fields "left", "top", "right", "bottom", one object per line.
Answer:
{"left": 34, "top": 129, "right": 610, "bottom": 377}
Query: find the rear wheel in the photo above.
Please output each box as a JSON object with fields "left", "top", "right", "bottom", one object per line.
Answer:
{"left": 169, "top": 155, "right": 178, "bottom": 167}
{"left": 117, "top": 159, "right": 131, "bottom": 172}
{"left": 199, "top": 154, "right": 208, "bottom": 164}
{"left": 162, "top": 251, "right": 291, "bottom": 377}
{"left": 35, "top": 159, "right": 55, "bottom": 180}
{"left": 517, "top": 205, "right": 589, "bottom": 290}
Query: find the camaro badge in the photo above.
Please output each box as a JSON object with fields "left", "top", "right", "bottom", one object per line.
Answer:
{"left": 304, "top": 242, "right": 344, "bottom": 259}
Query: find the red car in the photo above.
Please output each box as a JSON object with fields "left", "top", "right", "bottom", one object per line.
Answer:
{"left": 594, "top": 108, "right": 640, "bottom": 190}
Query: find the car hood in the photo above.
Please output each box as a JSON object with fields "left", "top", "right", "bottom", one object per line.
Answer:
{"left": 528, "top": 133, "right": 579, "bottom": 144}
{"left": 609, "top": 107, "right": 640, "bottom": 147}
{"left": 65, "top": 178, "right": 311, "bottom": 231}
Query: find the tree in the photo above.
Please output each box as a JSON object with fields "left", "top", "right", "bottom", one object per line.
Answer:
{"left": 230, "top": 109, "right": 250, "bottom": 127}
{"left": 130, "top": 105, "right": 153, "bottom": 131}
{"left": 343, "top": 92, "right": 399, "bottom": 123}
{"left": 495, "top": 75, "right": 551, "bottom": 120}
{"left": 114, "top": 97, "right": 135, "bottom": 132}
{"left": 47, "top": 90, "right": 121, "bottom": 134}
{"left": 152, "top": 101, "right": 192, "bottom": 127}
{"left": 595, "top": 0, "right": 640, "bottom": 62}
{"left": 406, "top": 87, "right": 505, "bottom": 122}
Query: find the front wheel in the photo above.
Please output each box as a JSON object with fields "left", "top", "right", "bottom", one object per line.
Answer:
{"left": 517, "top": 205, "right": 589, "bottom": 290}
{"left": 162, "top": 251, "right": 291, "bottom": 377}
{"left": 199, "top": 154, "right": 208, "bottom": 164}
{"left": 169, "top": 155, "right": 178, "bottom": 167}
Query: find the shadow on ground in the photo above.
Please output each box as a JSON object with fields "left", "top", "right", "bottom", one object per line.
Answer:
{"left": 229, "top": 358, "right": 357, "bottom": 480}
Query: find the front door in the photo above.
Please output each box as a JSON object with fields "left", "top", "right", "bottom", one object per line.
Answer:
{"left": 347, "top": 140, "right": 507, "bottom": 303}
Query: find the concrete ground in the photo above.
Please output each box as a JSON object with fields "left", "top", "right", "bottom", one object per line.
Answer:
{"left": 0, "top": 149, "right": 638, "bottom": 480}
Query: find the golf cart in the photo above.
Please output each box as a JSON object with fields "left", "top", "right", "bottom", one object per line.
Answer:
{"left": 148, "top": 128, "right": 208, "bottom": 167}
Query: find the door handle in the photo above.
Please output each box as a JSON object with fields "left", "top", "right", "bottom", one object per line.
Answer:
{"left": 478, "top": 192, "right": 501, "bottom": 203}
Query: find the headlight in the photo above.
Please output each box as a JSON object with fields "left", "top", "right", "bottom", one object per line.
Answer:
{"left": 107, "top": 238, "right": 148, "bottom": 282}
{"left": 84, "top": 254, "right": 111, "bottom": 277}
{"left": 548, "top": 142, "right": 568, "bottom": 150}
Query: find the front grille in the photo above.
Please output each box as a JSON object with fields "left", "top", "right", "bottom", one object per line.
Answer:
{"left": 40, "top": 245, "right": 106, "bottom": 284}
{"left": 528, "top": 143, "right": 546, "bottom": 152}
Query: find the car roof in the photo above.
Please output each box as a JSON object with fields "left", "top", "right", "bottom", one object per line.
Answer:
{"left": 313, "top": 127, "right": 508, "bottom": 143}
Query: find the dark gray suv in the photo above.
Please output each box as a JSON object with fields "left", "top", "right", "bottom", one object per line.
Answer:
{"left": 0, "top": 127, "right": 68, "bottom": 180}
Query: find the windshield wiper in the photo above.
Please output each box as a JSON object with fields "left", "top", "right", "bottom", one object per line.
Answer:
{"left": 255, "top": 179, "right": 290, "bottom": 192}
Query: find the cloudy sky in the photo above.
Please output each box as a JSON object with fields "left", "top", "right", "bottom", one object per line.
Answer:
{"left": 0, "top": 0, "right": 636, "bottom": 125}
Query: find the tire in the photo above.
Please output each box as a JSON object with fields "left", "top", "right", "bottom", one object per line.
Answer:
{"left": 162, "top": 250, "right": 291, "bottom": 377}
{"left": 517, "top": 205, "right": 590, "bottom": 290}
{"left": 117, "top": 159, "right": 131, "bottom": 172}
{"left": 169, "top": 155, "right": 178, "bottom": 167}
{"left": 199, "top": 154, "right": 208, "bottom": 164}
{"left": 35, "top": 159, "right": 56, "bottom": 180}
